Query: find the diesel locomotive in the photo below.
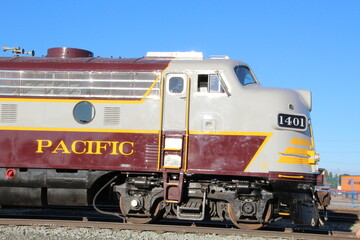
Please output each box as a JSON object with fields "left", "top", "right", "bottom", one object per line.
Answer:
{"left": 0, "top": 47, "right": 327, "bottom": 229}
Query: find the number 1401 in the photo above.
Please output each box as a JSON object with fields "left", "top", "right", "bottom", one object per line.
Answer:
{"left": 278, "top": 114, "right": 306, "bottom": 130}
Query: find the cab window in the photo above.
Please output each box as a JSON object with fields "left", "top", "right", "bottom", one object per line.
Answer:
{"left": 197, "top": 74, "right": 224, "bottom": 93}
{"left": 234, "top": 66, "right": 257, "bottom": 85}
{"left": 169, "top": 77, "right": 184, "bottom": 93}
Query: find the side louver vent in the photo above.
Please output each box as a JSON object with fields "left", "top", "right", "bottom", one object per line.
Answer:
{"left": 104, "top": 107, "right": 120, "bottom": 125}
{"left": 1, "top": 104, "right": 17, "bottom": 123}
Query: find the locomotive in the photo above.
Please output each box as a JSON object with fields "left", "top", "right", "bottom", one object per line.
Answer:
{"left": 0, "top": 46, "right": 327, "bottom": 228}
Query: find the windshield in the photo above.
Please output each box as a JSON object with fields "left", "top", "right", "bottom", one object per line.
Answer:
{"left": 234, "top": 66, "right": 257, "bottom": 85}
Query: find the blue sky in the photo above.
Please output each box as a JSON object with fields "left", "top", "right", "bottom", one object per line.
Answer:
{"left": 2, "top": 0, "right": 360, "bottom": 175}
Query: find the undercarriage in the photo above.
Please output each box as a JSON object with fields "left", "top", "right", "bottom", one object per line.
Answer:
{"left": 113, "top": 174, "right": 278, "bottom": 229}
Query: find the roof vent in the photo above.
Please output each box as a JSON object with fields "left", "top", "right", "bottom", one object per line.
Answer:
{"left": 46, "top": 47, "right": 94, "bottom": 58}
{"left": 210, "top": 55, "right": 229, "bottom": 59}
{"left": 145, "top": 51, "right": 203, "bottom": 60}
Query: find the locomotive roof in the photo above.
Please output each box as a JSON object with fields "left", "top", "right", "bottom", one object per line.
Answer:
{"left": 0, "top": 56, "right": 247, "bottom": 73}
{"left": 0, "top": 46, "right": 248, "bottom": 73}
{"left": 0, "top": 56, "right": 172, "bottom": 72}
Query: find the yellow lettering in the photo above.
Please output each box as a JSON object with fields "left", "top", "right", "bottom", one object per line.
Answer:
{"left": 109, "top": 141, "right": 119, "bottom": 155}
{"left": 119, "top": 141, "right": 134, "bottom": 156}
{"left": 86, "top": 141, "right": 96, "bottom": 154}
{"left": 36, "top": 139, "right": 135, "bottom": 155}
{"left": 95, "top": 141, "right": 111, "bottom": 154}
{"left": 71, "top": 140, "right": 87, "bottom": 154}
{"left": 52, "top": 140, "right": 71, "bottom": 154}
{"left": 36, "top": 139, "right": 53, "bottom": 153}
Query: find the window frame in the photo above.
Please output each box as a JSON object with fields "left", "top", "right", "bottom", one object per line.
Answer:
{"left": 234, "top": 66, "right": 258, "bottom": 86}
{"left": 73, "top": 101, "right": 96, "bottom": 124}
{"left": 195, "top": 71, "right": 230, "bottom": 96}
{"left": 166, "top": 74, "right": 187, "bottom": 96}
{"left": 168, "top": 76, "right": 185, "bottom": 94}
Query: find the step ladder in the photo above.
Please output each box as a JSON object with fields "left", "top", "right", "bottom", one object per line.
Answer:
{"left": 163, "top": 171, "right": 184, "bottom": 204}
{"left": 176, "top": 191, "right": 206, "bottom": 221}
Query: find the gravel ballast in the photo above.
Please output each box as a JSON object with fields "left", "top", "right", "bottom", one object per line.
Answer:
{"left": 0, "top": 226, "right": 286, "bottom": 240}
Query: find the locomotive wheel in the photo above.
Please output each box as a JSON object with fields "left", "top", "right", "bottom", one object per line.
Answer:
{"left": 119, "top": 197, "right": 161, "bottom": 224}
{"left": 227, "top": 203, "right": 272, "bottom": 230}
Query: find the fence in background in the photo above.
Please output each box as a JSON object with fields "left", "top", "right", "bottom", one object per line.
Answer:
{"left": 319, "top": 177, "right": 360, "bottom": 208}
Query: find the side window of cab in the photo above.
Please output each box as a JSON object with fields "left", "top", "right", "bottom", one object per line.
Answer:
{"left": 197, "top": 74, "right": 225, "bottom": 93}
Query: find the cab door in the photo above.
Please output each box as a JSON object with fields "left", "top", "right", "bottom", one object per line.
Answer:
{"left": 161, "top": 73, "right": 189, "bottom": 203}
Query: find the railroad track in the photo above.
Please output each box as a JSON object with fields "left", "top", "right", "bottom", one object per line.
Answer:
{"left": 0, "top": 207, "right": 358, "bottom": 240}
{"left": 0, "top": 218, "right": 356, "bottom": 240}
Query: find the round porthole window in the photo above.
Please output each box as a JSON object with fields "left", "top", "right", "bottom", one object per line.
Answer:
{"left": 73, "top": 101, "right": 95, "bottom": 124}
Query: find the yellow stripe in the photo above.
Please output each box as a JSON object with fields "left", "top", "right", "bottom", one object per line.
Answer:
{"left": 278, "top": 174, "right": 304, "bottom": 179}
{"left": 183, "top": 76, "right": 191, "bottom": 171}
{"left": 309, "top": 125, "right": 315, "bottom": 150}
{"left": 163, "top": 166, "right": 181, "bottom": 169}
{"left": 157, "top": 73, "right": 165, "bottom": 170}
{"left": 0, "top": 126, "right": 158, "bottom": 134}
{"left": 157, "top": 61, "right": 172, "bottom": 170}
{"left": 163, "top": 148, "right": 181, "bottom": 151}
{"left": 278, "top": 156, "right": 312, "bottom": 165}
{"left": 282, "top": 147, "right": 309, "bottom": 156}
{"left": 290, "top": 138, "right": 311, "bottom": 147}
{"left": 0, "top": 97, "right": 146, "bottom": 104}
{"left": 279, "top": 212, "right": 290, "bottom": 216}
{"left": 142, "top": 75, "right": 161, "bottom": 99}
{"left": 189, "top": 131, "right": 273, "bottom": 136}
{"left": 244, "top": 132, "right": 274, "bottom": 172}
